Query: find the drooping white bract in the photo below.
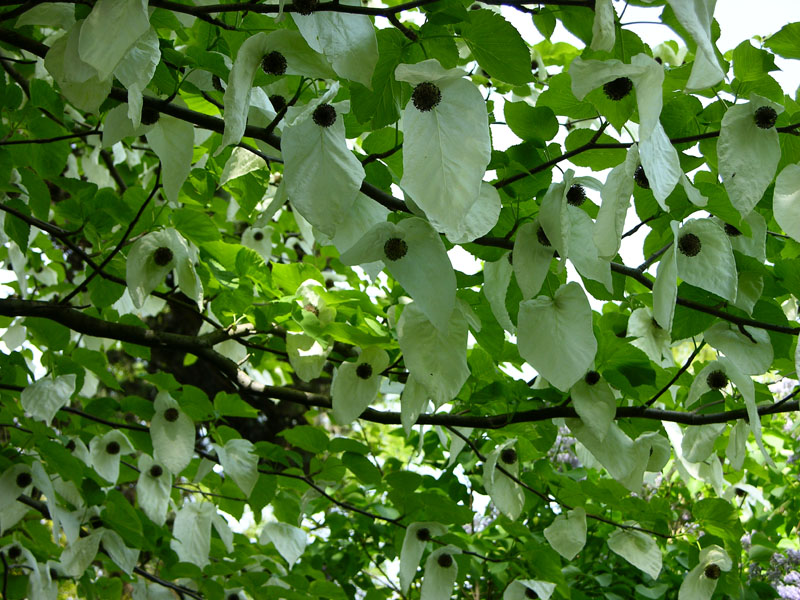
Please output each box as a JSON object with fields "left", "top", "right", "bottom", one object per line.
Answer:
{"left": 282, "top": 85, "right": 366, "bottom": 238}
{"left": 330, "top": 346, "right": 389, "bottom": 424}
{"left": 570, "top": 375, "right": 616, "bottom": 442}
{"left": 628, "top": 307, "right": 673, "bottom": 367}
{"left": 286, "top": 331, "right": 331, "bottom": 382}
{"left": 483, "top": 253, "right": 515, "bottom": 333}
{"left": 20, "top": 374, "right": 76, "bottom": 426}
{"left": 171, "top": 501, "right": 217, "bottom": 568}
{"left": 315, "top": 192, "right": 391, "bottom": 256}
{"left": 420, "top": 546, "right": 461, "bottom": 600}
{"left": 214, "top": 438, "right": 258, "bottom": 497}
{"left": 145, "top": 113, "right": 195, "bottom": 203}
{"left": 718, "top": 94, "right": 783, "bottom": 217}
{"left": 687, "top": 358, "right": 774, "bottom": 467}
{"left": 682, "top": 423, "right": 726, "bottom": 463}
{"left": 504, "top": 580, "right": 556, "bottom": 600}
{"left": 607, "top": 527, "right": 662, "bottom": 579}
{"left": 397, "top": 302, "right": 470, "bottom": 407}
{"left": 483, "top": 439, "right": 525, "bottom": 520}
{"left": 341, "top": 218, "right": 456, "bottom": 332}
{"left": 136, "top": 454, "right": 172, "bottom": 526}
{"left": 703, "top": 321, "right": 773, "bottom": 375}
{"left": 295, "top": 279, "right": 336, "bottom": 328}
{"left": 675, "top": 219, "right": 737, "bottom": 302}
{"left": 644, "top": 0, "right": 724, "bottom": 90}
{"left": 653, "top": 221, "right": 679, "bottom": 330}
{"left": 591, "top": 0, "right": 616, "bottom": 52}
{"left": 126, "top": 227, "right": 202, "bottom": 308}
{"left": 399, "top": 522, "right": 447, "bottom": 594}
{"left": 0, "top": 464, "right": 33, "bottom": 512}
{"left": 395, "top": 59, "right": 491, "bottom": 236}
{"left": 513, "top": 219, "right": 556, "bottom": 300}
{"left": 444, "top": 183, "right": 502, "bottom": 244}
{"left": 678, "top": 545, "right": 731, "bottom": 600}
{"left": 774, "top": 163, "right": 800, "bottom": 243}
{"left": 88, "top": 430, "right": 134, "bottom": 483}
{"left": 259, "top": 521, "right": 307, "bottom": 567}
{"left": 568, "top": 418, "right": 649, "bottom": 492}
{"left": 44, "top": 20, "right": 112, "bottom": 113}
{"left": 113, "top": 28, "right": 159, "bottom": 127}
{"left": 15, "top": 2, "right": 75, "bottom": 29}
{"left": 400, "top": 374, "right": 430, "bottom": 435}
{"left": 518, "top": 282, "right": 597, "bottom": 392}
{"left": 78, "top": 0, "right": 150, "bottom": 81}
{"left": 570, "top": 55, "right": 682, "bottom": 207}
{"left": 220, "top": 30, "right": 335, "bottom": 151}
{"left": 292, "top": 0, "right": 378, "bottom": 87}
{"left": 150, "top": 390, "right": 195, "bottom": 475}
{"left": 543, "top": 506, "right": 586, "bottom": 560}
{"left": 595, "top": 144, "right": 639, "bottom": 259}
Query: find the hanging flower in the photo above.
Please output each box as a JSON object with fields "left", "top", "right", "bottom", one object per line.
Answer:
{"left": 718, "top": 94, "right": 783, "bottom": 218}
{"left": 678, "top": 545, "right": 732, "bottom": 600}
{"left": 241, "top": 226, "right": 273, "bottom": 263}
{"left": 399, "top": 522, "right": 447, "bottom": 594}
{"left": 282, "top": 82, "right": 366, "bottom": 239}
{"left": 341, "top": 217, "right": 456, "bottom": 332}
{"left": 331, "top": 346, "right": 389, "bottom": 424}
{"left": 483, "top": 439, "right": 525, "bottom": 520}
{"left": 88, "top": 430, "right": 134, "bottom": 483}
{"left": 570, "top": 54, "right": 682, "bottom": 207}
{"left": 125, "top": 227, "right": 202, "bottom": 308}
{"left": 394, "top": 59, "right": 491, "bottom": 237}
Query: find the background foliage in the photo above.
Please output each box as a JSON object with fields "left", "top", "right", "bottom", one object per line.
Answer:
{"left": 0, "top": 0, "right": 799, "bottom": 599}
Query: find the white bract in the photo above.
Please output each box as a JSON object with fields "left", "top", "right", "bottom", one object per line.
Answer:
{"left": 113, "top": 28, "right": 160, "bottom": 127}
{"left": 88, "top": 430, "right": 134, "bottom": 483}
{"left": 513, "top": 219, "right": 556, "bottom": 300}
{"left": 483, "top": 253, "right": 515, "bottom": 333}
{"left": 170, "top": 501, "right": 217, "bottom": 568}
{"left": 703, "top": 321, "right": 773, "bottom": 375}
{"left": 78, "top": 0, "right": 150, "bottom": 81}
{"left": 20, "top": 374, "right": 76, "bottom": 426}
{"left": 570, "top": 374, "right": 616, "bottom": 442}
{"left": 595, "top": 145, "right": 639, "bottom": 259}
{"left": 341, "top": 218, "right": 456, "bottom": 332}
{"left": 607, "top": 527, "right": 662, "bottom": 579}
{"left": 628, "top": 307, "right": 673, "bottom": 367}
{"left": 145, "top": 114, "right": 195, "bottom": 204}
{"left": 483, "top": 439, "right": 525, "bottom": 520}
{"left": 543, "top": 506, "right": 586, "bottom": 560}
{"left": 220, "top": 30, "right": 334, "bottom": 150}
{"left": 518, "top": 282, "right": 597, "bottom": 392}
{"left": 214, "top": 438, "right": 258, "bottom": 497}
{"left": 125, "top": 228, "right": 202, "bottom": 309}
{"left": 292, "top": 0, "right": 378, "bottom": 87}
{"left": 570, "top": 55, "right": 681, "bottom": 206}
{"left": 282, "top": 84, "right": 366, "bottom": 238}
{"left": 718, "top": 94, "right": 783, "bottom": 217}
{"left": 396, "top": 301, "right": 470, "bottom": 407}
{"left": 150, "top": 390, "right": 195, "bottom": 475}
{"left": 259, "top": 521, "right": 307, "bottom": 567}
{"left": 331, "top": 346, "right": 389, "bottom": 424}
{"left": 676, "top": 219, "right": 738, "bottom": 302}
{"left": 420, "top": 546, "right": 461, "bottom": 600}
{"left": 645, "top": 0, "right": 724, "bottom": 90}
{"left": 591, "top": 0, "right": 615, "bottom": 52}
{"left": 678, "top": 545, "right": 731, "bottom": 600}
{"left": 286, "top": 331, "right": 331, "bottom": 382}
{"left": 774, "top": 163, "right": 800, "bottom": 243}
{"left": 395, "top": 59, "right": 491, "bottom": 236}
{"left": 504, "top": 580, "right": 556, "bottom": 600}
{"left": 399, "top": 522, "right": 447, "bottom": 593}
{"left": 136, "top": 455, "right": 172, "bottom": 527}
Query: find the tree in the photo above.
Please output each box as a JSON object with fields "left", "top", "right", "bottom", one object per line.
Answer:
{"left": 1, "top": 0, "right": 800, "bottom": 597}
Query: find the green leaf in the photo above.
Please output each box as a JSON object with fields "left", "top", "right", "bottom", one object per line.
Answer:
{"left": 461, "top": 10, "right": 534, "bottom": 85}
{"left": 764, "top": 22, "right": 800, "bottom": 59}
{"left": 564, "top": 129, "right": 627, "bottom": 169}
{"left": 3, "top": 196, "right": 30, "bottom": 253}
{"left": 214, "top": 392, "right": 259, "bottom": 418}
{"left": 504, "top": 103, "right": 558, "bottom": 142}
{"left": 173, "top": 207, "right": 222, "bottom": 244}
{"left": 279, "top": 425, "right": 329, "bottom": 454}
{"left": 732, "top": 40, "right": 778, "bottom": 82}
{"left": 341, "top": 451, "right": 382, "bottom": 484}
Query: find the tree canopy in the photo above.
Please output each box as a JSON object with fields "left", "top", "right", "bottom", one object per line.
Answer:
{"left": 1, "top": 0, "right": 800, "bottom": 599}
